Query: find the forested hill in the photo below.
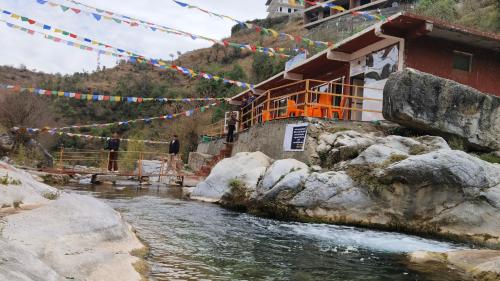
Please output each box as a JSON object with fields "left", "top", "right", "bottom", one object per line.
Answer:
{"left": 0, "top": 0, "right": 498, "bottom": 161}
{"left": 0, "top": 16, "right": 308, "bottom": 159}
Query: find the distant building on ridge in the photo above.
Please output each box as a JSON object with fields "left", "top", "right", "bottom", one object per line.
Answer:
{"left": 266, "top": 0, "right": 304, "bottom": 18}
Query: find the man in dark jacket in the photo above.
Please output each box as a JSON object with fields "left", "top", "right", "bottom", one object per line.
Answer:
{"left": 169, "top": 135, "right": 180, "bottom": 155}
{"left": 168, "top": 135, "right": 181, "bottom": 172}
{"left": 106, "top": 132, "right": 120, "bottom": 172}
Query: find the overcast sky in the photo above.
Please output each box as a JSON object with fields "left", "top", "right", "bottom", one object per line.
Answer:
{"left": 0, "top": 0, "right": 268, "bottom": 74}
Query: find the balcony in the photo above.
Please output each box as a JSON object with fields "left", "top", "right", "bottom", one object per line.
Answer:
{"left": 202, "top": 79, "right": 383, "bottom": 139}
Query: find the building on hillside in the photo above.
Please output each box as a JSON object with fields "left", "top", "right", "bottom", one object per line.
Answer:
{"left": 266, "top": 0, "right": 304, "bottom": 18}
{"left": 304, "top": 0, "right": 409, "bottom": 29}
{"left": 222, "top": 12, "right": 499, "bottom": 131}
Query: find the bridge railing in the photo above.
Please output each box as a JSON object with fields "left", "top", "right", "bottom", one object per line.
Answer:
{"left": 49, "top": 148, "right": 183, "bottom": 180}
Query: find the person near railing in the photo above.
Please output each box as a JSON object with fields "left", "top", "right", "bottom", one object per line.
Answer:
{"left": 106, "top": 132, "right": 120, "bottom": 172}
{"left": 168, "top": 135, "right": 181, "bottom": 172}
{"left": 226, "top": 112, "right": 239, "bottom": 143}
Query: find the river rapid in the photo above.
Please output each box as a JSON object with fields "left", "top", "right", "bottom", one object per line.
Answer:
{"left": 65, "top": 185, "right": 471, "bottom": 281}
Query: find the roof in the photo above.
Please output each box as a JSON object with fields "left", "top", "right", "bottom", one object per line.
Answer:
{"left": 231, "top": 12, "right": 500, "bottom": 102}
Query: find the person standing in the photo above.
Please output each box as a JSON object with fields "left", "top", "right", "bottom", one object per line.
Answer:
{"left": 168, "top": 135, "right": 181, "bottom": 172}
{"left": 169, "top": 135, "right": 180, "bottom": 155}
{"left": 226, "top": 112, "right": 239, "bottom": 143}
{"left": 106, "top": 132, "right": 120, "bottom": 172}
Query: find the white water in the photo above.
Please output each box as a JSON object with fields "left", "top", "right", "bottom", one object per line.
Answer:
{"left": 284, "top": 223, "right": 468, "bottom": 253}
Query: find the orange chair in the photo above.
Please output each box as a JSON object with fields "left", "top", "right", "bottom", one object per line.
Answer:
{"left": 306, "top": 106, "right": 323, "bottom": 118}
{"left": 318, "top": 94, "right": 333, "bottom": 118}
{"left": 262, "top": 110, "right": 271, "bottom": 123}
{"left": 329, "top": 96, "right": 348, "bottom": 120}
{"left": 287, "top": 99, "right": 304, "bottom": 117}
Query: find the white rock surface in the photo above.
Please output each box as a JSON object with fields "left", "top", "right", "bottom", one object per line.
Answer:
{"left": 0, "top": 162, "right": 56, "bottom": 207}
{"left": 259, "top": 159, "right": 309, "bottom": 191}
{"left": 383, "top": 150, "right": 500, "bottom": 196}
{"left": 2, "top": 194, "right": 144, "bottom": 281}
{"left": 190, "top": 152, "right": 272, "bottom": 202}
{"left": 0, "top": 161, "right": 145, "bottom": 281}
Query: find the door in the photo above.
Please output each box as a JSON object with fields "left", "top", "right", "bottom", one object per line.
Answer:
{"left": 351, "top": 76, "right": 364, "bottom": 121}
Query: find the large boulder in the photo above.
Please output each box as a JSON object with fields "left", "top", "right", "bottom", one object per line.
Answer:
{"left": 316, "top": 130, "right": 377, "bottom": 167}
{"left": 190, "top": 152, "right": 272, "bottom": 203}
{"left": 0, "top": 161, "right": 145, "bottom": 281}
{"left": 383, "top": 68, "right": 500, "bottom": 151}
{"left": 2, "top": 194, "right": 144, "bottom": 281}
{"left": 256, "top": 159, "right": 310, "bottom": 200}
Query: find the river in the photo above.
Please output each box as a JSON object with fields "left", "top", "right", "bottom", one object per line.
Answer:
{"left": 65, "top": 185, "right": 470, "bottom": 281}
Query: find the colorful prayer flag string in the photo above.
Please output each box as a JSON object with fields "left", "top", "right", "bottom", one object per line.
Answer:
{"left": 14, "top": 102, "right": 221, "bottom": 133}
{"left": 0, "top": 19, "right": 255, "bottom": 89}
{"left": 170, "top": 0, "right": 332, "bottom": 48}
{"left": 33, "top": 0, "right": 295, "bottom": 58}
{"left": 27, "top": 130, "right": 173, "bottom": 145}
{"left": 0, "top": 83, "right": 228, "bottom": 103}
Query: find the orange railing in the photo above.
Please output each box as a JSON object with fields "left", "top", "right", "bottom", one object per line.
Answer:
{"left": 202, "top": 79, "right": 383, "bottom": 138}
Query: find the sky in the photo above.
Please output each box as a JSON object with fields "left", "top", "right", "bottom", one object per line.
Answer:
{"left": 0, "top": 0, "right": 268, "bottom": 74}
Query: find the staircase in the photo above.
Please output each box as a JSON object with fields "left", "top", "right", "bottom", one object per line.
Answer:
{"left": 195, "top": 143, "right": 233, "bottom": 177}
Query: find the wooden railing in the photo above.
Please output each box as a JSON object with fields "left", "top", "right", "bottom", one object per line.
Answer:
{"left": 48, "top": 148, "right": 182, "bottom": 181}
{"left": 202, "top": 79, "right": 384, "bottom": 138}
{"left": 202, "top": 119, "right": 226, "bottom": 140}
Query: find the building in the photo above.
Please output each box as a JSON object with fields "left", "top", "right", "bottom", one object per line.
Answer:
{"left": 266, "top": 0, "right": 304, "bottom": 18}
{"left": 304, "top": 0, "right": 406, "bottom": 29}
{"left": 226, "top": 12, "right": 500, "bottom": 130}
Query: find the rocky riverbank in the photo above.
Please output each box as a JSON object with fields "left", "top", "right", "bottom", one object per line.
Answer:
{"left": 0, "top": 161, "right": 147, "bottom": 281}
{"left": 189, "top": 127, "right": 500, "bottom": 279}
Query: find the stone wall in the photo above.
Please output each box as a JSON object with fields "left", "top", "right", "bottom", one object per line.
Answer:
{"left": 196, "top": 118, "right": 388, "bottom": 164}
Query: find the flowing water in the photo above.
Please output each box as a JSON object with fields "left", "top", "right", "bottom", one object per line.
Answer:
{"left": 65, "top": 185, "right": 471, "bottom": 281}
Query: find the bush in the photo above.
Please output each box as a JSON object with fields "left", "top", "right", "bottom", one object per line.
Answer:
{"left": 479, "top": 153, "right": 500, "bottom": 164}
{"left": 416, "top": 0, "right": 458, "bottom": 22}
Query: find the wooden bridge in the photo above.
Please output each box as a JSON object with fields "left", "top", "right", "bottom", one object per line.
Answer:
{"left": 44, "top": 148, "right": 190, "bottom": 186}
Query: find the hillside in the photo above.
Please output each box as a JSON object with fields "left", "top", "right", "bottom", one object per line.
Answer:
{"left": 0, "top": 0, "right": 498, "bottom": 163}
{"left": 0, "top": 16, "right": 307, "bottom": 161}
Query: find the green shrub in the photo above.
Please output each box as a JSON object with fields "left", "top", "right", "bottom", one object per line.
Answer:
{"left": 479, "top": 153, "right": 500, "bottom": 164}
{"left": 229, "top": 178, "right": 245, "bottom": 189}
{"left": 409, "top": 145, "right": 427, "bottom": 155}
{"left": 447, "top": 137, "right": 465, "bottom": 151}
{"left": 42, "top": 192, "right": 60, "bottom": 200}
{"left": 12, "top": 200, "right": 22, "bottom": 208}
{"left": 416, "top": 0, "right": 458, "bottom": 21}
{"left": 0, "top": 174, "right": 21, "bottom": 185}
{"left": 383, "top": 154, "right": 409, "bottom": 166}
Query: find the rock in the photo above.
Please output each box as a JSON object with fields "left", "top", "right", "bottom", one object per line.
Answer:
{"left": 383, "top": 68, "right": 500, "bottom": 151}
{"left": 256, "top": 159, "right": 310, "bottom": 200}
{"left": 2, "top": 193, "right": 144, "bottom": 281}
{"left": 409, "top": 250, "right": 500, "bottom": 281}
{"left": 190, "top": 152, "right": 272, "bottom": 202}
{"left": 350, "top": 135, "right": 449, "bottom": 165}
{"left": 259, "top": 159, "right": 308, "bottom": 191}
{"left": 382, "top": 150, "right": 500, "bottom": 196}
{"left": 290, "top": 171, "right": 368, "bottom": 209}
{"left": 187, "top": 152, "right": 214, "bottom": 172}
{"left": 316, "top": 130, "right": 377, "bottom": 167}
{"left": 0, "top": 240, "right": 61, "bottom": 280}
{"left": 0, "top": 162, "right": 57, "bottom": 207}
{"left": 0, "top": 133, "right": 14, "bottom": 154}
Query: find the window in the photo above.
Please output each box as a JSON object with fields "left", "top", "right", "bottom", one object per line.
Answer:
{"left": 453, "top": 51, "right": 473, "bottom": 72}
{"left": 288, "top": 8, "right": 292, "bottom": 13}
